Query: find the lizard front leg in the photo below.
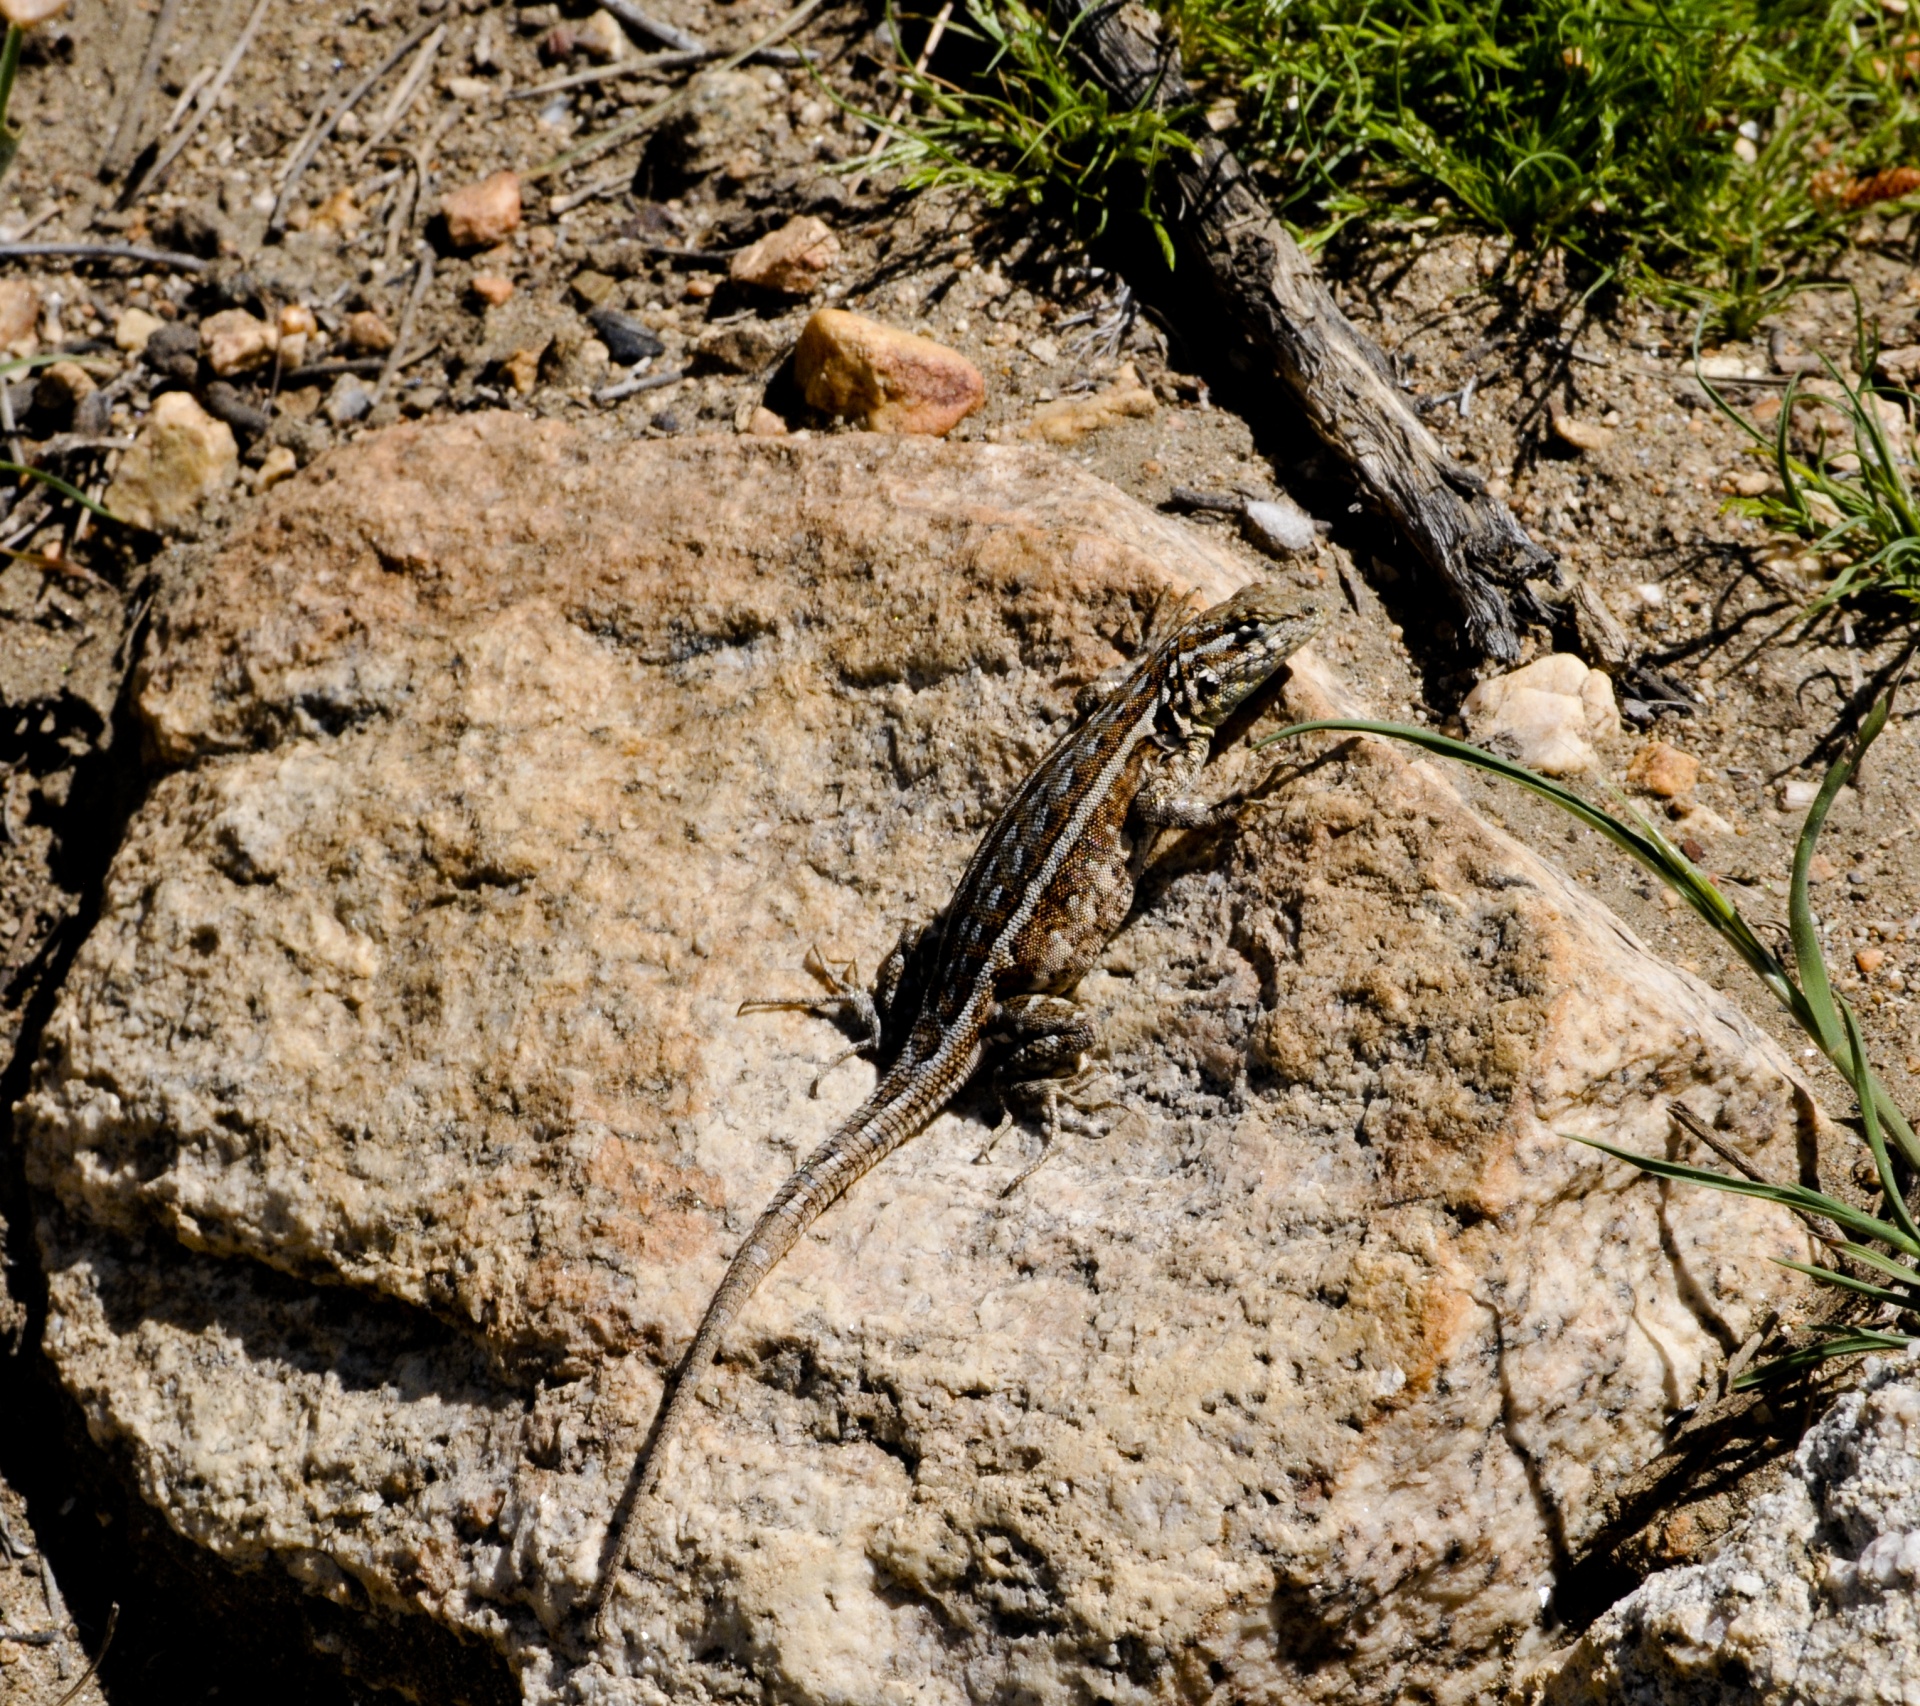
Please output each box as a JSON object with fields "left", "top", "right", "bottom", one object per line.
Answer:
{"left": 737, "top": 920, "right": 937, "bottom": 1094}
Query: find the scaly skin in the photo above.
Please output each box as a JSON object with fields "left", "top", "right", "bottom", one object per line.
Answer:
{"left": 593, "top": 580, "right": 1328, "bottom": 1629}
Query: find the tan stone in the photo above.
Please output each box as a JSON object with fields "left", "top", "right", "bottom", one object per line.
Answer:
{"left": 727, "top": 215, "right": 840, "bottom": 295}
{"left": 199, "top": 307, "right": 278, "bottom": 376}
{"left": 502, "top": 345, "right": 542, "bottom": 394}
{"left": 113, "top": 306, "right": 165, "bottom": 354}
{"left": 745, "top": 405, "right": 787, "bottom": 436}
{"left": 795, "top": 308, "right": 985, "bottom": 435}
{"left": 577, "top": 7, "right": 627, "bottom": 59}
{"left": 253, "top": 444, "right": 298, "bottom": 492}
{"left": 442, "top": 170, "right": 522, "bottom": 248}
{"left": 1462, "top": 652, "right": 1621, "bottom": 775}
{"left": 1627, "top": 739, "right": 1700, "bottom": 800}
{"left": 0, "top": 0, "right": 72, "bottom": 24}
{"left": 0, "top": 276, "right": 40, "bottom": 357}
{"left": 31, "top": 419, "right": 1827, "bottom": 1706}
{"left": 343, "top": 309, "right": 396, "bottom": 354}
{"left": 1551, "top": 411, "right": 1614, "bottom": 453}
{"left": 470, "top": 272, "right": 515, "bottom": 307}
{"left": 1015, "top": 361, "right": 1157, "bottom": 445}
{"left": 101, "top": 391, "right": 237, "bottom": 531}
{"left": 1857, "top": 945, "right": 1888, "bottom": 975}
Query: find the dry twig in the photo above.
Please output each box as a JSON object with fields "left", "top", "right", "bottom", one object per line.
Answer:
{"left": 100, "top": 0, "right": 180, "bottom": 179}
{"left": 124, "top": 0, "right": 275, "bottom": 203}
{"left": 347, "top": 21, "right": 447, "bottom": 170}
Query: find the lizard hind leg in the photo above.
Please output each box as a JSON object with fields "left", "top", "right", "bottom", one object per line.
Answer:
{"left": 737, "top": 945, "right": 883, "bottom": 1097}
{"left": 977, "top": 995, "right": 1119, "bottom": 1196}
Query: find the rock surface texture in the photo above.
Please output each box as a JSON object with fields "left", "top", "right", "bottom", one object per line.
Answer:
{"left": 1533, "top": 1350, "right": 1920, "bottom": 1705}
{"left": 25, "top": 417, "right": 1827, "bottom": 1705}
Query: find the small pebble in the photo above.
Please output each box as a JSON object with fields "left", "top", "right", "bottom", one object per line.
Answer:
{"left": 728, "top": 215, "right": 840, "bottom": 296}
{"left": 1551, "top": 410, "right": 1615, "bottom": 453}
{"left": 586, "top": 307, "right": 664, "bottom": 365}
{"left": 1240, "top": 495, "right": 1318, "bottom": 557}
{"left": 1857, "top": 946, "right": 1887, "bottom": 975}
{"left": 1780, "top": 779, "right": 1820, "bottom": 810}
{"left": 200, "top": 307, "right": 278, "bottom": 377}
{"left": 102, "top": 392, "right": 238, "bottom": 531}
{"left": 1627, "top": 740, "right": 1699, "bottom": 800}
{"left": 794, "top": 308, "right": 985, "bottom": 436}
{"left": 745, "top": 406, "right": 787, "bottom": 437}
{"left": 344, "top": 310, "right": 396, "bottom": 354}
{"left": 1807, "top": 854, "right": 1838, "bottom": 883}
{"left": 254, "top": 445, "right": 298, "bottom": 492}
{"left": 442, "top": 170, "right": 523, "bottom": 248}
{"left": 324, "top": 377, "right": 372, "bottom": 426}
{"left": 114, "top": 306, "right": 165, "bottom": 354}
{"left": 470, "top": 273, "right": 515, "bottom": 308}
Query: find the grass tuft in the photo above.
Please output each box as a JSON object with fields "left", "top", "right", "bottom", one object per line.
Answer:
{"left": 877, "top": 0, "right": 1920, "bottom": 328}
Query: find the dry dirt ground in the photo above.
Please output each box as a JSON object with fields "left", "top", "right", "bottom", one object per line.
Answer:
{"left": 3, "top": 0, "right": 1920, "bottom": 1699}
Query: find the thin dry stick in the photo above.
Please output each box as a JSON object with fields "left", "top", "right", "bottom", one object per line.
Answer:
{"left": 0, "top": 239, "right": 208, "bottom": 270}
{"left": 382, "top": 104, "right": 461, "bottom": 269}
{"left": 126, "top": 0, "right": 274, "bottom": 202}
{"left": 599, "top": 0, "right": 704, "bottom": 54}
{"left": 547, "top": 167, "right": 632, "bottom": 216}
{"left": 506, "top": 50, "right": 703, "bottom": 103}
{"left": 526, "top": 0, "right": 827, "bottom": 181}
{"left": 101, "top": 0, "right": 180, "bottom": 178}
{"left": 157, "top": 61, "right": 216, "bottom": 138}
{"left": 347, "top": 21, "right": 447, "bottom": 170}
{"left": 374, "top": 244, "right": 435, "bottom": 401}
{"left": 847, "top": 0, "right": 954, "bottom": 196}
{"left": 269, "top": 13, "right": 440, "bottom": 235}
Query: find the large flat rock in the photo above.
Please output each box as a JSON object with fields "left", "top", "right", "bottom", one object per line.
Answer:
{"left": 24, "top": 417, "right": 1823, "bottom": 1704}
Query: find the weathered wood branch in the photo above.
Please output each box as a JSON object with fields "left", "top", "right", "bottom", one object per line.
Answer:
{"left": 1053, "top": 0, "right": 1557, "bottom": 663}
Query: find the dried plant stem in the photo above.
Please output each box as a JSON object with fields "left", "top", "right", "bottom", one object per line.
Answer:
{"left": 124, "top": 0, "right": 275, "bottom": 202}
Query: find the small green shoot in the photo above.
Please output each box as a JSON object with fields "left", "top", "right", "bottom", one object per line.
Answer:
{"left": 1256, "top": 701, "right": 1918, "bottom": 1384}
{"left": 1702, "top": 308, "right": 1920, "bottom": 611}
{"left": 858, "top": 0, "right": 1200, "bottom": 263}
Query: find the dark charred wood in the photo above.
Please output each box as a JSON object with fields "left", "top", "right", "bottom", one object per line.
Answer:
{"left": 1051, "top": 0, "right": 1557, "bottom": 663}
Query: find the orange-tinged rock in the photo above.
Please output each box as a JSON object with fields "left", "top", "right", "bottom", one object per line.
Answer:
{"left": 1627, "top": 740, "right": 1700, "bottom": 800}
{"left": 794, "top": 308, "right": 984, "bottom": 435}
{"left": 441, "top": 170, "right": 522, "bottom": 248}
{"left": 344, "top": 309, "right": 396, "bottom": 354}
{"left": 728, "top": 215, "right": 840, "bottom": 295}
{"left": 469, "top": 273, "right": 515, "bottom": 307}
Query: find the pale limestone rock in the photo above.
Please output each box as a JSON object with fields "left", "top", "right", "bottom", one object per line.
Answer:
{"left": 1462, "top": 652, "right": 1621, "bottom": 775}
{"left": 29, "top": 419, "right": 1830, "bottom": 1705}
{"left": 1015, "top": 362, "right": 1157, "bottom": 445}
{"left": 0, "top": 275, "right": 40, "bottom": 357}
{"left": 796, "top": 309, "right": 985, "bottom": 436}
{"left": 442, "top": 170, "right": 522, "bottom": 248}
{"left": 102, "top": 391, "right": 237, "bottom": 531}
{"left": 199, "top": 307, "right": 278, "bottom": 376}
{"left": 1242, "top": 493, "right": 1318, "bottom": 556}
{"left": 1528, "top": 1352, "right": 1920, "bottom": 1706}
{"left": 727, "top": 215, "right": 839, "bottom": 295}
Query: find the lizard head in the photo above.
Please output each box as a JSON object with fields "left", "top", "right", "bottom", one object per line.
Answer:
{"left": 1171, "top": 579, "right": 1330, "bottom": 731}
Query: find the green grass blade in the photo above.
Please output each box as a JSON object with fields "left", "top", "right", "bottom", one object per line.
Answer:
{"left": 0, "top": 461, "right": 122, "bottom": 524}
{"left": 1772, "top": 1256, "right": 1920, "bottom": 1309}
{"left": 1733, "top": 1329, "right": 1917, "bottom": 1387}
{"left": 1841, "top": 1002, "right": 1920, "bottom": 1248}
{"left": 1828, "top": 1239, "right": 1920, "bottom": 1289}
{"left": 1569, "top": 1133, "right": 1920, "bottom": 1255}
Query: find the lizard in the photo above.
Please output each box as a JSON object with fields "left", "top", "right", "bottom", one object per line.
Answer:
{"left": 593, "top": 577, "right": 1328, "bottom": 1630}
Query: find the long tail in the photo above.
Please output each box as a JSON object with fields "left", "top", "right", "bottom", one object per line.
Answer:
{"left": 592, "top": 1042, "right": 975, "bottom": 1627}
